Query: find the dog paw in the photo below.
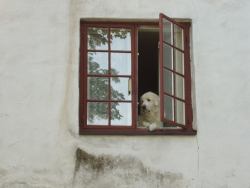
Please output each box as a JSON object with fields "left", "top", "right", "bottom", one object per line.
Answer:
{"left": 149, "top": 123, "right": 157, "bottom": 132}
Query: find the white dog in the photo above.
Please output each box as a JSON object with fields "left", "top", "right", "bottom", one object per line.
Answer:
{"left": 139, "top": 92, "right": 162, "bottom": 131}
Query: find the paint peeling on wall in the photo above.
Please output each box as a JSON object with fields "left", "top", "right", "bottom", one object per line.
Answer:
{"left": 73, "top": 148, "right": 184, "bottom": 188}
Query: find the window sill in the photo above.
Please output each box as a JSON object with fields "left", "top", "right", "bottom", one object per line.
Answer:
{"left": 79, "top": 127, "right": 197, "bottom": 136}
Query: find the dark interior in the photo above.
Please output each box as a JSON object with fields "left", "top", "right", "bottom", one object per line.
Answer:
{"left": 138, "top": 28, "right": 159, "bottom": 100}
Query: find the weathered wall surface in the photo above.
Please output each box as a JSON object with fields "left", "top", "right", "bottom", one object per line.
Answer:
{"left": 1, "top": 0, "right": 250, "bottom": 187}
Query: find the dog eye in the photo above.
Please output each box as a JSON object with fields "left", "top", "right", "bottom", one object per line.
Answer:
{"left": 147, "top": 99, "right": 151, "bottom": 102}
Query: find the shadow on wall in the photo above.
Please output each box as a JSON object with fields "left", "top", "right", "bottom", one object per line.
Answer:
{"left": 73, "top": 148, "right": 184, "bottom": 188}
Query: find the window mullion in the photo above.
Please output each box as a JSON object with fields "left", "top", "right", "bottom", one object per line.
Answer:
{"left": 132, "top": 25, "right": 137, "bottom": 128}
{"left": 108, "top": 27, "right": 111, "bottom": 126}
{"left": 173, "top": 24, "right": 177, "bottom": 124}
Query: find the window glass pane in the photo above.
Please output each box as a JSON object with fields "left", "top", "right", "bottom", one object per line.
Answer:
{"left": 87, "top": 102, "right": 109, "bottom": 125}
{"left": 110, "top": 28, "right": 131, "bottom": 50}
{"left": 88, "top": 52, "right": 108, "bottom": 74}
{"left": 164, "top": 95, "right": 174, "bottom": 121}
{"left": 88, "top": 27, "right": 108, "bottom": 50}
{"left": 176, "top": 100, "right": 185, "bottom": 125}
{"left": 174, "top": 24, "right": 184, "bottom": 50}
{"left": 111, "top": 102, "right": 131, "bottom": 126}
{"left": 163, "top": 44, "right": 173, "bottom": 70}
{"left": 164, "top": 69, "right": 173, "bottom": 95}
{"left": 88, "top": 77, "right": 109, "bottom": 100}
{"left": 175, "top": 74, "right": 185, "bottom": 100}
{"left": 163, "top": 20, "right": 172, "bottom": 44}
{"left": 111, "top": 77, "right": 131, "bottom": 101}
{"left": 111, "top": 53, "right": 131, "bottom": 75}
{"left": 174, "top": 49, "right": 184, "bottom": 75}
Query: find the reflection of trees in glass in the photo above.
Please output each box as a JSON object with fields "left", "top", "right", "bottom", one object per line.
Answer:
{"left": 88, "top": 28, "right": 108, "bottom": 49}
{"left": 111, "top": 29, "right": 130, "bottom": 40}
{"left": 88, "top": 28, "right": 129, "bottom": 123}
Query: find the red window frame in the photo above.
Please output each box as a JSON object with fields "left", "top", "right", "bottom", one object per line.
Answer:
{"left": 79, "top": 15, "right": 196, "bottom": 135}
{"left": 159, "top": 13, "right": 193, "bottom": 131}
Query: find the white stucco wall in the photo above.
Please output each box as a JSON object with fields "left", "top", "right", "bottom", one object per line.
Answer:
{"left": 1, "top": 0, "right": 250, "bottom": 187}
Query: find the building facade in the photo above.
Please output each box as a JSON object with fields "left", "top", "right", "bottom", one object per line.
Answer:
{"left": 1, "top": 0, "right": 250, "bottom": 187}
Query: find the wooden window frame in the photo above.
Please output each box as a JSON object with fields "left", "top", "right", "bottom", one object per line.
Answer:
{"left": 159, "top": 13, "right": 194, "bottom": 131}
{"left": 79, "top": 15, "right": 196, "bottom": 135}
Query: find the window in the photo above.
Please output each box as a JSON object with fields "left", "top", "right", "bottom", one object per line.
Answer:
{"left": 79, "top": 13, "right": 196, "bottom": 135}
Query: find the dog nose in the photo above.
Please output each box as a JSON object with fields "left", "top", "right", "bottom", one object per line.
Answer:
{"left": 142, "top": 105, "right": 146, "bottom": 110}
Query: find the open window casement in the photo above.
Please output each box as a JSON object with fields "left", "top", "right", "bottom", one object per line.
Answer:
{"left": 159, "top": 13, "right": 193, "bottom": 130}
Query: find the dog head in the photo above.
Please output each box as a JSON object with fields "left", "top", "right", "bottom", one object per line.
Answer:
{"left": 140, "top": 92, "right": 160, "bottom": 114}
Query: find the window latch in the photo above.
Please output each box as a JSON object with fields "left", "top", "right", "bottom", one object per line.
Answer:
{"left": 128, "top": 78, "right": 132, "bottom": 95}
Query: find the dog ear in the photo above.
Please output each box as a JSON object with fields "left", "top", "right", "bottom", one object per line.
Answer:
{"left": 154, "top": 99, "right": 159, "bottom": 106}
